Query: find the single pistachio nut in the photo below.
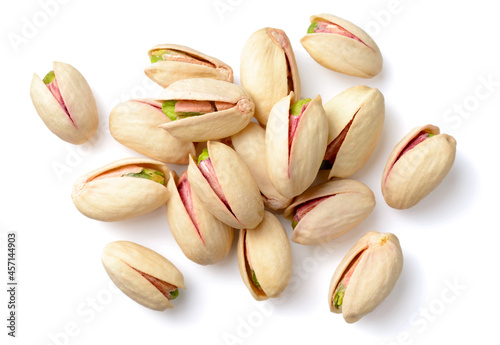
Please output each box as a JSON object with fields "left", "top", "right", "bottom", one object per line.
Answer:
{"left": 328, "top": 231, "right": 403, "bottom": 323}
{"left": 322, "top": 85, "right": 385, "bottom": 178}
{"left": 301, "top": 14, "right": 383, "bottom": 78}
{"left": 157, "top": 78, "right": 254, "bottom": 142}
{"left": 284, "top": 179, "right": 375, "bottom": 245}
{"left": 166, "top": 171, "right": 234, "bottom": 265}
{"left": 382, "top": 125, "right": 456, "bottom": 209}
{"left": 266, "top": 93, "right": 328, "bottom": 199}
{"left": 109, "top": 99, "right": 196, "bottom": 164}
{"left": 237, "top": 212, "right": 292, "bottom": 301}
{"left": 145, "top": 44, "right": 233, "bottom": 88}
{"left": 231, "top": 122, "right": 292, "bottom": 210}
{"left": 102, "top": 241, "right": 185, "bottom": 310}
{"left": 30, "top": 61, "right": 98, "bottom": 144}
{"left": 240, "top": 27, "right": 301, "bottom": 126}
{"left": 71, "top": 158, "right": 170, "bottom": 221}
{"left": 187, "top": 141, "right": 264, "bottom": 229}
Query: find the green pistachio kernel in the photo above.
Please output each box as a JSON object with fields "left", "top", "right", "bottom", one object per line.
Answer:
{"left": 290, "top": 98, "right": 311, "bottom": 116}
{"left": 124, "top": 169, "right": 165, "bottom": 185}
{"left": 170, "top": 289, "right": 179, "bottom": 300}
{"left": 292, "top": 219, "right": 299, "bottom": 230}
{"left": 307, "top": 22, "right": 318, "bottom": 34}
{"left": 251, "top": 269, "right": 262, "bottom": 289}
{"left": 43, "top": 70, "right": 56, "bottom": 84}
{"left": 428, "top": 133, "right": 435, "bottom": 138}
{"left": 333, "top": 282, "right": 346, "bottom": 309}
{"left": 150, "top": 49, "right": 168, "bottom": 64}
{"left": 197, "top": 148, "right": 210, "bottom": 164}
{"left": 162, "top": 100, "right": 178, "bottom": 121}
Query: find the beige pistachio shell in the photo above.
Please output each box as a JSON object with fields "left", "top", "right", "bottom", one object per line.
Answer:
{"left": 328, "top": 231, "right": 403, "bottom": 323}
{"left": 284, "top": 179, "right": 375, "bottom": 245}
{"left": 166, "top": 171, "right": 234, "bottom": 265}
{"left": 145, "top": 44, "right": 233, "bottom": 88}
{"left": 301, "top": 14, "right": 383, "bottom": 78}
{"left": 382, "top": 125, "right": 457, "bottom": 209}
{"left": 187, "top": 141, "right": 264, "bottom": 229}
{"left": 231, "top": 122, "right": 292, "bottom": 210}
{"left": 102, "top": 241, "right": 185, "bottom": 310}
{"left": 324, "top": 85, "right": 385, "bottom": 178}
{"left": 30, "top": 61, "right": 98, "bottom": 144}
{"left": 266, "top": 93, "right": 328, "bottom": 199}
{"left": 71, "top": 158, "right": 170, "bottom": 221}
{"left": 240, "top": 28, "right": 301, "bottom": 126}
{"left": 158, "top": 78, "right": 254, "bottom": 142}
{"left": 109, "top": 99, "right": 195, "bottom": 164}
{"left": 237, "top": 212, "right": 292, "bottom": 301}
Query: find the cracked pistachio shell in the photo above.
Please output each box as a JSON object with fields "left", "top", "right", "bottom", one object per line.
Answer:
{"left": 109, "top": 99, "right": 195, "bottom": 164}
{"left": 382, "top": 125, "right": 456, "bottom": 209}
{"left": 158, "top": 78, "right": 254, "bottom": 142}
{"left": 187, "top": 141, "right": 264, "bottom": 229}
{"left": 166, "top": 171, "right": 234, "bottom": 265}
{"left": 102, "top": 241, "right": 185, "bottom": 310}
{"left": 30, "top": 61, "right": 98, "bottom": 144}
{"left": 145, "top": 44, "right": 233, "bottom": 88}
{"left": 237, "top": 212, "right": 292, "bottom": 301}
{"left": 266, "top": 93, "right": 328, "bottom": 199}
{"left": 324, "top": 85, "right": 385, "bottom": 179}
{"left": 301, "top": 14, "right": 383, "bottom": 78}
{"left": 328, "top": 231, "right": 403, "bottom": 323}
{"left": 231, "top": 122, "right": 292, "bottom": 210}
{"left": 284, "top": 179, "right": 375, "bottom": 245}
{"left": 71, "top": 158, "right": 170, "bottom": 221}
{"left": 240, "top": 27, "right": 301, "bottom": 126}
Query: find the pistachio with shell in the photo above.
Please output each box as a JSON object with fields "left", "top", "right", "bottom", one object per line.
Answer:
{"left": 102, "top": 241, "right": 185, "bottom": 311}
{"left": 328, "top": 231, "right": 403, "bottom": 323}
{"left": 30, "top": 61, "right": 98, "bottom": 144}
{"left": 284, "top": 179, "right": 375, "bottom": 245}
{"left": 71, "top": 158, "right": 170, "bottom": 222}
{"left": 237, "top": 212, "right": 292, "bottom": 301}
{"left": 109, "top": 99, "right": 195, "bottom": 164}
{"left": 145, "top": 44, "right": 233, "bottom": 88}
{"left": 166, "top": 171, "right": 234, "bottom": 265}
{"left": 382, "top": 124, "right": 456, "bottom": 209}
{"left": 157, "top": 78, "right": 254, "bottom": 142}
{"left": 266, "top": 93, "right": 328, "bottom": 199}
{"left": 301, "top": 14, "right": 383, "bottom": 78}
{"left": 240, "top": 27, "right": 301, "bottom": 126}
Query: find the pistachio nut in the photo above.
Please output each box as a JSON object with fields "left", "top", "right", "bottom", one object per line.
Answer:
{"left": 102, "top": 241, "right": 185, "bottom": 310}
{"left": 328, "top": 231, "right": 403, "bottom": 323}
{"left": 145, "top": 44, "right": 233, "bottom": 88}
{"left": 166, "top": 171, "right": 234, "bottom": 265}
{"left": 157, "top": 78, "right": 254, "bottom": 142}
{"left": 237, "top": 212, "right": 292, "bottom": 301}
{"left": 109, "top": 99, "right": 196, "bottom": 164}
{"left": 231, "top": 122, "right": 292, "bottom": 210}
{"left": 301, "top": 14, "right": 383, "bottom": 78}
{"left": 284, "top": 179, "right": 375, "bottom": 245}
{"left": 382, "top": 124, "right": 456, "bottom": 209}
{"left": 30, "top": 61, "right": 98, "bottom": 144}
{"left": 187, "top": 141, "right": 264, "bottom": 229}
{"left": 266, "top": 93, "right": 328, "bottom": 199}
{"left": 322, "top": 85, "right": 385, "bottom": 178}
{"left": 240, "top": 27, "right": 301, "bottom": 126}
{"left": 72, "top": 158, "right": 170, "bottom": 221}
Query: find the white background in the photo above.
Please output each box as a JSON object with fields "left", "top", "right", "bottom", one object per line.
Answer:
{"left": 1, "top": 0, "right": 499, "bottom": 344}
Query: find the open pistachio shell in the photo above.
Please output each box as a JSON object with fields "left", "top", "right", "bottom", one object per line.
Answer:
{"left": 231, "top": 122, "right": 292, "bottom": 210}
{"left": 102, "top": 241, "right": 185, "bottom": 310}
{"left": 240, "top": 28, "right": 301, "bottom": 126}
{"left": 301, "top": 14, "right": 383, "bottom": 78}
{"left": 166, "top": 171, "right": 234, "bottom": 265}
{"left": 145, "top": 44, "right": 233, "bottom": 88}
{"left": 71, "top": 158, "right": 170, "bottom": 221}
{"left": 158, "top": 78, "right": 254, "bottom": 142}
{"left": 284, "top": 179, "right": 375, "bottom": 245}
{"left": 266, "top": 93, "right": 328, "bottom": 199}
{"left": 324, "top": 85, "right": 385, "bottom": 179}
{"left": 237, "top": 212, "right": 292, "bottom": 301}
{"left": 109, "top": 99, "right": 195, "bottom": 164}
{"left": 328, "top": 231, "right": 403, "bottom": 323}
{"left": 382, "top": 125, "right": 456, "bottom": 209}
{"left": 30, "top": 61, "right": 98, "bottom": 144}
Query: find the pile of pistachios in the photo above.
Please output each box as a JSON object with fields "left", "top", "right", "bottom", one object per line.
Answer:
{"left": 29, "top": 13, "right": 457, "bottom": 323}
